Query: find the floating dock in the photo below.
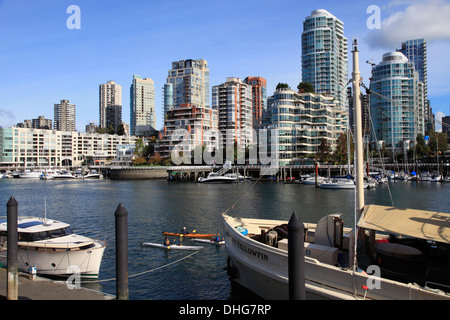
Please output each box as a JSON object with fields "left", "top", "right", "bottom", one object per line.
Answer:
{"left": 0, "top": 268, "right": 114, "bottom": 300}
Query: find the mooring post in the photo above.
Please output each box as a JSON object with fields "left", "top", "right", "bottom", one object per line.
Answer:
{"left": 315, "top": 162, "right": 319, "bottom": 187}
{"left": 7, "top": 196, "right": 18, "bottom": 300}
{"left": 288, "top": 211, "right": 305, "bottom": 300}
{"left": 115, "top": 203, "right": 129, "bottom": 300}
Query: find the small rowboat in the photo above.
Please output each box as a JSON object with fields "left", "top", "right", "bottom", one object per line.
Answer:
{"left": 162, "top": 232, "right": 216, "bottom": 238}
{"left": 192, "top": 239, "right": 225, "bottom": 245}
{"left": 141, "top": 242, "right": 203, "bottom": 250}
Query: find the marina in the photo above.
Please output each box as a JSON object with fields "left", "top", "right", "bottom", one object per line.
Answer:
{"left": 0, "top": 176, "right": 448, "bottom": 300}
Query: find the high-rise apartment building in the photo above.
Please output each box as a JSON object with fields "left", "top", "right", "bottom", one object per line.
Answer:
{"left": 398, "top": 39, "right": 433, "bottom": 131}
{"left": 369, "top": 52, "right": 424, "bottom": 154}
{"left": 301, "top": 9, "right": 348, "bottom": 110}
{"left": 243, "top": 77, "right": 267, "bottom": 129}
{"left": 165, "top": 59, "right": 210, "bottom": 110}
{"left": 32, "top": 116, "right": 52, "bottom": 130}
{"left": 130, "top": 75, "right": 156, "bottom": 136}
{"left": 54, "top": 99, "right": 76, "bottom": 132}
{"left": 212, "top": 77, "right": 253, "bottom": 147}
{"left": 265, "top": 86, "right": 347, "bottom": 165}
{"left": 99, "top": 81, "right": 122, "bottom": 129}
{"left": 160, "top": 59, "right": 212, "bottom": 159}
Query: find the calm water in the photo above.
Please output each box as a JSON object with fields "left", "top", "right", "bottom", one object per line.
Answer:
{"left": 0, "top": 178, "right": 449, "bottom": 300}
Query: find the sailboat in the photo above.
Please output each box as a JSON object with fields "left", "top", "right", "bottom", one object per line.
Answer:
{"left": 222, "top": 41, "right": 450, "bottom": 300}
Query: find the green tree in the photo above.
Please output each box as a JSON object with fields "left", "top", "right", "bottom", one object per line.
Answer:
{"left": 107, "top": 125, "right": 115, "bottom": 135}
{"left": 297, "top": 81, "right": 315, "bottom": 93}
{"left": 276, "top": 83, "right": 289, "bottom": 90}
{"left": 316, "top": 138, "right": 332, "bottom": 163}
{"left": 415, "top": 134, "right": 429, "bottom": 157}
{"left": 427, "top": 131, "right": 448, "bottom": 155}
{"left": 332, "top": 132, "right": 354, "bottom": 165}
{"left": 134, "top": 138, "right": 145, "bottom": 157}
{"left": 117, "top": 124, "right": 125, "bottom": 136}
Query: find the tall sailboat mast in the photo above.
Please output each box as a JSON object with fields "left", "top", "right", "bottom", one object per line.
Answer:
{"left": 352, "top": 40, "right": 365, "bottom": 219}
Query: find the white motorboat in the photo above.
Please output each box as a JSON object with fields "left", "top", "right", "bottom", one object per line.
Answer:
{"left": 419, "top": 172, "right": 431, "bottom": 181}
{"left": 1, "top": 171, "right": 13, "bottom": 179}
{"left": 319, "top": 178, "right": 355, "bottom": 189}
{"left": 223, "top": 41, "right": 450, "bottom": 300}
{"left": 0, "top": 213, "right": 106, "bottom": 279}
{"left": 429, "top": 172, "right": 443, "bottom": 182}
{"left": 224, "top": 173, "right": 245, "bottom": 182}
{"left": 84, "top": 170, "right": 103, "bottom": 179}
{"left": 301, "top": 174, "right": 326, "bottom": 185}
{"left": 19, "top": 169, "right": 43, "bottom": 179}
{"left": 53, "top": 170, "right": 77, "bottom": 179}
{"left": 198, "top": 172, "right": 237, "bottom": 183}
{"left": 40, "top": 169, "right": 59, "bottom": 180}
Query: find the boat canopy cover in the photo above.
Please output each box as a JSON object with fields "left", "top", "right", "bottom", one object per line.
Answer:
{"left": 358, "top": 205, "right": 450, "bottom": 244}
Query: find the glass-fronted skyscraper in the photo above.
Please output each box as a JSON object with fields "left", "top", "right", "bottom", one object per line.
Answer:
{"left": 370, "top": 52, "right": 424, "bottom": 154}
{"left": 301, "top": 9, "right": 348, "bottom": 111}
{"left": 130, "top": 75, "right": 156, "bottom": 136}
{"left": 398, "top": 38, "right": 433, "bottom": 131}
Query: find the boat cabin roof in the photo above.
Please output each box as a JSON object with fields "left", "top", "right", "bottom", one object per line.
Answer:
{"left": 0, "top": 216, "right": 70, "bottom": 233}
{"left": 358, "top": 205, "right": 450, "bottom": 244}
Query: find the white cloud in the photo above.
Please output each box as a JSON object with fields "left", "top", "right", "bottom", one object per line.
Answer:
{"left": 365, "top": 0, "right": 450, "bottom": 49}
{"left": 0, "top": 108, "right": 15, "bottom": 127}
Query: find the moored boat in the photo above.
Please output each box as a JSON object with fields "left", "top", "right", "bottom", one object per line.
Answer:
{"left": 222, "top": 40, "right": 450, "bottom": 300}
{"left": 162, "top": 232, "right": 216, "bottom": 238}
{"left": 0, "top": 214, "right": 106, "bottom": 279}
{"left": 141, "top": 242, "right": 203, "bottom": 250}
{"left": 192, "top": 238, "right": 225, "bottom": 245}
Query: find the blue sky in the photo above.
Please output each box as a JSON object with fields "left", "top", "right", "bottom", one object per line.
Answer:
{"left": 1, "top": 0, "right": 449, "bottom": 132}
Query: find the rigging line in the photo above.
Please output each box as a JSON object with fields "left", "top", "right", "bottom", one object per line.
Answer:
{"left": 365, "top": 96, "right": 395, "bottom": 207}
{"left": 222, "top": 174, "right": 265, "bottom": 216}
{"left": 77, "top": 250, "right": 201, "bottom": 284}
{"left": 361, "top": 81, "right": 450, "bottom": 131}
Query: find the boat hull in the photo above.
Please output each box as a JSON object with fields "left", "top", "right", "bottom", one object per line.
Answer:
{"left": 1, "top": 241, "right": 106, "bottom": 279}
{"left": 223, "top": 214, "right": 450, "bottom": 300}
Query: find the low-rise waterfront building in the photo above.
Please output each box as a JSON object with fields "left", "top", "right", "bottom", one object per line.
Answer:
{"left": 0, "top": 127, "right": 142, "bottom": 168}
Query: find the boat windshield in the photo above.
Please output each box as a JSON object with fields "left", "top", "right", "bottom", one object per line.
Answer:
{"left": 19, "top": 227, "right": 74, "bottom": 242}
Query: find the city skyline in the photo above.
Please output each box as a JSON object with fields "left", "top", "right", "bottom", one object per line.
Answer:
{"left": 1, "top": 0, "right": 450, "bottom": 132}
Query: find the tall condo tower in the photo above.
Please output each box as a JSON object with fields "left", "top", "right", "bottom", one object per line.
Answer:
{"left": 243, "top": 76, "right": 267, "bottom": 129}
{"left": 212, "top": 77, "right": 253, "bottom": 147}
{"left": 130, "top": 75, "right": 156, "bottom": 136}
{"left": 301, "top": 9, "right": 348, "bottom": 110}
{"left": 99, "top": 80, "right": 122, "bottom": 130}
{"left": 165, "top": 59, "right": 210, "bottom": 110}
{"left": 369, "top": 52, "right": 424, "bottom": 154}
{"left": 54, "top": 99, "right": 76, "bottom": 132}
{"left": 398, "top": 39, "right": 432, "bottom": 131}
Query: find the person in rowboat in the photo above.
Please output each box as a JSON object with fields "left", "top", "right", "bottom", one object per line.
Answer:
{"left": 181, "top": 227, "right": 190, "bottom": 235}
{"left": 163, "top": 237, "right": 170, "bottom": 246}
